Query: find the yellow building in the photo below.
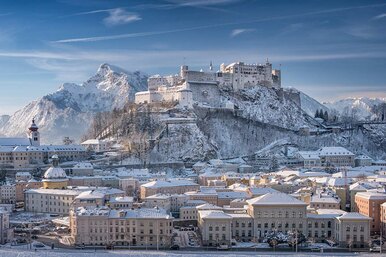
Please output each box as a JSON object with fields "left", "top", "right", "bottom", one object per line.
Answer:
{"left": 42, "top": 155, "right": 68, "bottom": 189}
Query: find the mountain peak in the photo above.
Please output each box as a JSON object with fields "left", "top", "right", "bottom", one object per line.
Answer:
{"left": 97, "top": 63, "right": 131, "bottom": 76}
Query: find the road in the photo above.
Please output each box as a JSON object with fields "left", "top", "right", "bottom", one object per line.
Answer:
{"left": 0, "top": 248, "right": 384, "bottom": 257}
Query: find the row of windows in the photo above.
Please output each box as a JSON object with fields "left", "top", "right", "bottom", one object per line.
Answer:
{"left": 256, "top": 211, "right": 304, "bottom": 218}
{"left": 257, "top": 222, "right": 303, "bottom": 229}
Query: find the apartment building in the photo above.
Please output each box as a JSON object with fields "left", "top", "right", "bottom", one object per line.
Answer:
{"left": 355, "top": 191, "right": 386, "bottom": 235}
{"left": 70, "top": 207, "right": 173, "bottom": 247}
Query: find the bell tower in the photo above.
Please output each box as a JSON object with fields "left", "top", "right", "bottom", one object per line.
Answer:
{"left": 28, "top": 118, "right": 40, "bottom": 146}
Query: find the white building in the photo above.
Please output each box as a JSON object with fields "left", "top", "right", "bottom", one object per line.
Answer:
{"left": 135, "top": 82, "right": 193, "bottom": 109}
{"left": 15, "top": 172, "right": 32, "bottom": 182}
{"left": 0, "top": 120, "right": 86, "bottom": 168}
{"left": 70, "top": 206, "right": 173, "bottom": 247}
{"left": 0, "top": 184, "right": 16, "bottom": 204}
{"left": 318, "top": 147, "right": 355, "bottom": 167}
{"left": 198, "top": 210, "right": 233, "bottom": 247}
{"left": 335, "top": 212, "right": 371, "bottom": 248}
{"left": 81, "top": 139, "right": 109, "bottom": 152}
{"left": 297, "top": 151, "right": 321, "bottom": 168}
{"left": 246, "top": 192, "right": 308, "bottom": 240}
{"left": 65, "top": 162, "right": 94, "bottom": 176}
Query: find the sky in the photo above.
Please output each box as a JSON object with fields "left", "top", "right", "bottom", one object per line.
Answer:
{"left": 0, "top": 0, "right": 386, "bottom": 115}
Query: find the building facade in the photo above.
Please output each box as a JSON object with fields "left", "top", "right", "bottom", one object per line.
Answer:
{"left": 70, "top": 207, "right": 173, "bottom": 247}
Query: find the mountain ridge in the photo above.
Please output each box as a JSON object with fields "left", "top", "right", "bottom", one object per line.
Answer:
{"left": 0, "top": 64, "right": 148, "bottom": 144}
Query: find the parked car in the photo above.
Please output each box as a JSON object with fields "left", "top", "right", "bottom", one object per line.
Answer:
{"left": 370, "top": 246, "right": 381, "bottom": 252}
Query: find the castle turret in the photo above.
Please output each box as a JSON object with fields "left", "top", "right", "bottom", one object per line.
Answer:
{"left": 180, "top": 65, "right": 188, "bottom": 79}
{"left": 27, "top": 119, "right": 40, "bottom": 147}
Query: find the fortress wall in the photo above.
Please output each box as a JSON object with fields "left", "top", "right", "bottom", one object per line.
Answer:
{"left": 189, "top": 82, "right": 222, "bottom": 108}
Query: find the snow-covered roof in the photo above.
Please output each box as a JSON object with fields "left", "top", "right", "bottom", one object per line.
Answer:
{"left": 307, "top": 213, "right": 340, "bottom": 219}
{"left": 332, "top": 170, "right": 374, "bottom": 178}
{"left": 355, "top": 191, "right": 386, "bottom": 200}
{"left": 349, "top": 181, "right": 379, "bottom": 191}
{"left": 208, "top": 159, "right": 223, "bottom": 166}
{"left": 0, "top": 138, "right": 30, "bottom": 146}
{"left": 355, "top": 154, "right": 373, "bottom": 160}
{"left": 43, "top": 166, "right": 67, "bottom": 181}
{"left": 228, "top": 183, "right": 248, "bottom": 191}
{"left": 141, "top": 180, "right": 198, "bottom": 188}
{"left": 75, "top": 190, "right": 105, "bottom": 200}
{"left": 73, "top": 162, "right": 93, "bottom": 169}
{"left": 199, "top": 210, "right": 232, "bottom": 219}
{"left": 297, "top": 151, "right": 320, "bottom": 160}
{"left": 109, "top": 208, "right": 171, "bottom": 219}
{"left": 145, "top": 193, "right": 170, "bottom": 200}
{"left": 247, "top": 192, "right": 307, "bottom": 206}
{"left": 248, "top": 187, "right": 279, "bottom": 195}
{"left": 81, "top": 139, "right": 105, "bottom": 145}
{"left": 228, "top": 213, "right": 252, "bottom": 219}
{"left": 316, "top": 208, "right": 346, "bottom": 215}
{"left": 317, "top": 147, "right": 354, "bottom": 156}
{"left": 218, "top": 191, "right": 249, "bottom": 199}
{"left": 311, "top": 195, "right": 340, "bottom": 204}
{"left": 110, "top": 196, "right": 134, "bottom": 203}
{"left": 337, "top": 212, "right": 372, "bottom": 221}
{"left": 25, "top": 188, "right": 80, "bottom": 196}
{"left": 327, "top": 177, "right": 353, "bottom": 187}
{"left": 76, "top": 206, "right": 172, "bottom": 219}
{"left": 16, "top": 171, "right": 31, "bottom": 176}
{"left": 196, "top": 203, "right": 222, "bottom": 210}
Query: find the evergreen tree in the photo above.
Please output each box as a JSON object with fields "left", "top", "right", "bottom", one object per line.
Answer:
{"left": 324, "top": 110, "right": 328, "bottom": 121}
{"left": 315, "top": 109, "right": 320, "bottom": 118}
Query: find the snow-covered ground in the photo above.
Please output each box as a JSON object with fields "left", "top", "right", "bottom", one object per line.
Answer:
{"left": 0, "top": 249, "right": 383, "bottom": 257}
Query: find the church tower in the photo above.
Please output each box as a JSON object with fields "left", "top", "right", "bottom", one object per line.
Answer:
{"left": 28, "top": 119, "right": 40, "bottom": 146}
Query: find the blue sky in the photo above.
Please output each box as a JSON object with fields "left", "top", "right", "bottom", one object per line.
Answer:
{"left": 0, "top": 0, "right": 386, "bottom": 115}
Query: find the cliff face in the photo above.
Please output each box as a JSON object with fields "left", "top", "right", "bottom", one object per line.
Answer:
{"left": 97, "top": 86, "right": 386, "bottom": 163}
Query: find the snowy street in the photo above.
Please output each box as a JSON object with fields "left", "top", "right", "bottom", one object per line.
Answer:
{"left": 0, "top": 248, "right": 384, "bottom": 257}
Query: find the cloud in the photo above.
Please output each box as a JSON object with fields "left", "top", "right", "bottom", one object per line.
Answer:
{"left": 280, "top": 23, "right": 304, "bottom": 35}
{"left": 165, "top": 0, "right": 240, "bottom": 7}
{"left": 103, "top": 8, "right": 141, "bottom": 26}
{"left": 1, "top": 48, "right": 386, "bottom": 66}
{"left": 54, "top": 3, "right": 386, "bottom": 44}
{"left": 70, "top": 8, "right": 116, "bottom": 16}
{"left": 65, "top": 8, "right": 141, "bottom": 26}
{"left": 230, "top": 28, "right": 254, "bottom": 37}
{"left": 372, "top": 13, "right": 386, "bottom": 20}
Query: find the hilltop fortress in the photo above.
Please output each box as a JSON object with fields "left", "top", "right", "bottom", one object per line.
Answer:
{"left": 135, "top": 60, "right": 281, "bottom": 108}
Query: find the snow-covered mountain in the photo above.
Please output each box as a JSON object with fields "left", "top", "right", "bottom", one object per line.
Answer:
{"left": 0, "top": 115, "right": 10, "bottom": 129}
{"left": 325, "top": 97, "right": 386, "bottom": 121}
{"left": 0, "top": 64, "right": 148, "bottom": 143}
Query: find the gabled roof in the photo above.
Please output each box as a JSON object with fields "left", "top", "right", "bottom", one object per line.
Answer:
{"left": 0, "top": 138, "right": 30, "bottom": 147}
{"left": 317, "top": 147, "right": 354, "bottom": 156}
{"left": 141, "top": 180, "right": 198, "bottom": 188}
{"left": 248, "top": 187, "right": 279, "bottom": 195}
{"left": 337, "top": 212, "right": 372, "bottom": 221}
{"left": 199, "top": 210, "right": 232, "bottom": 220}
{"left": 247, "top": 192, "right": 307, "bottom": 206}
{"left": 355, "top": 191, "right": 386, "bottom": 200}
{"left": 196, "top": 203, "right": 222, "bottom": 210}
